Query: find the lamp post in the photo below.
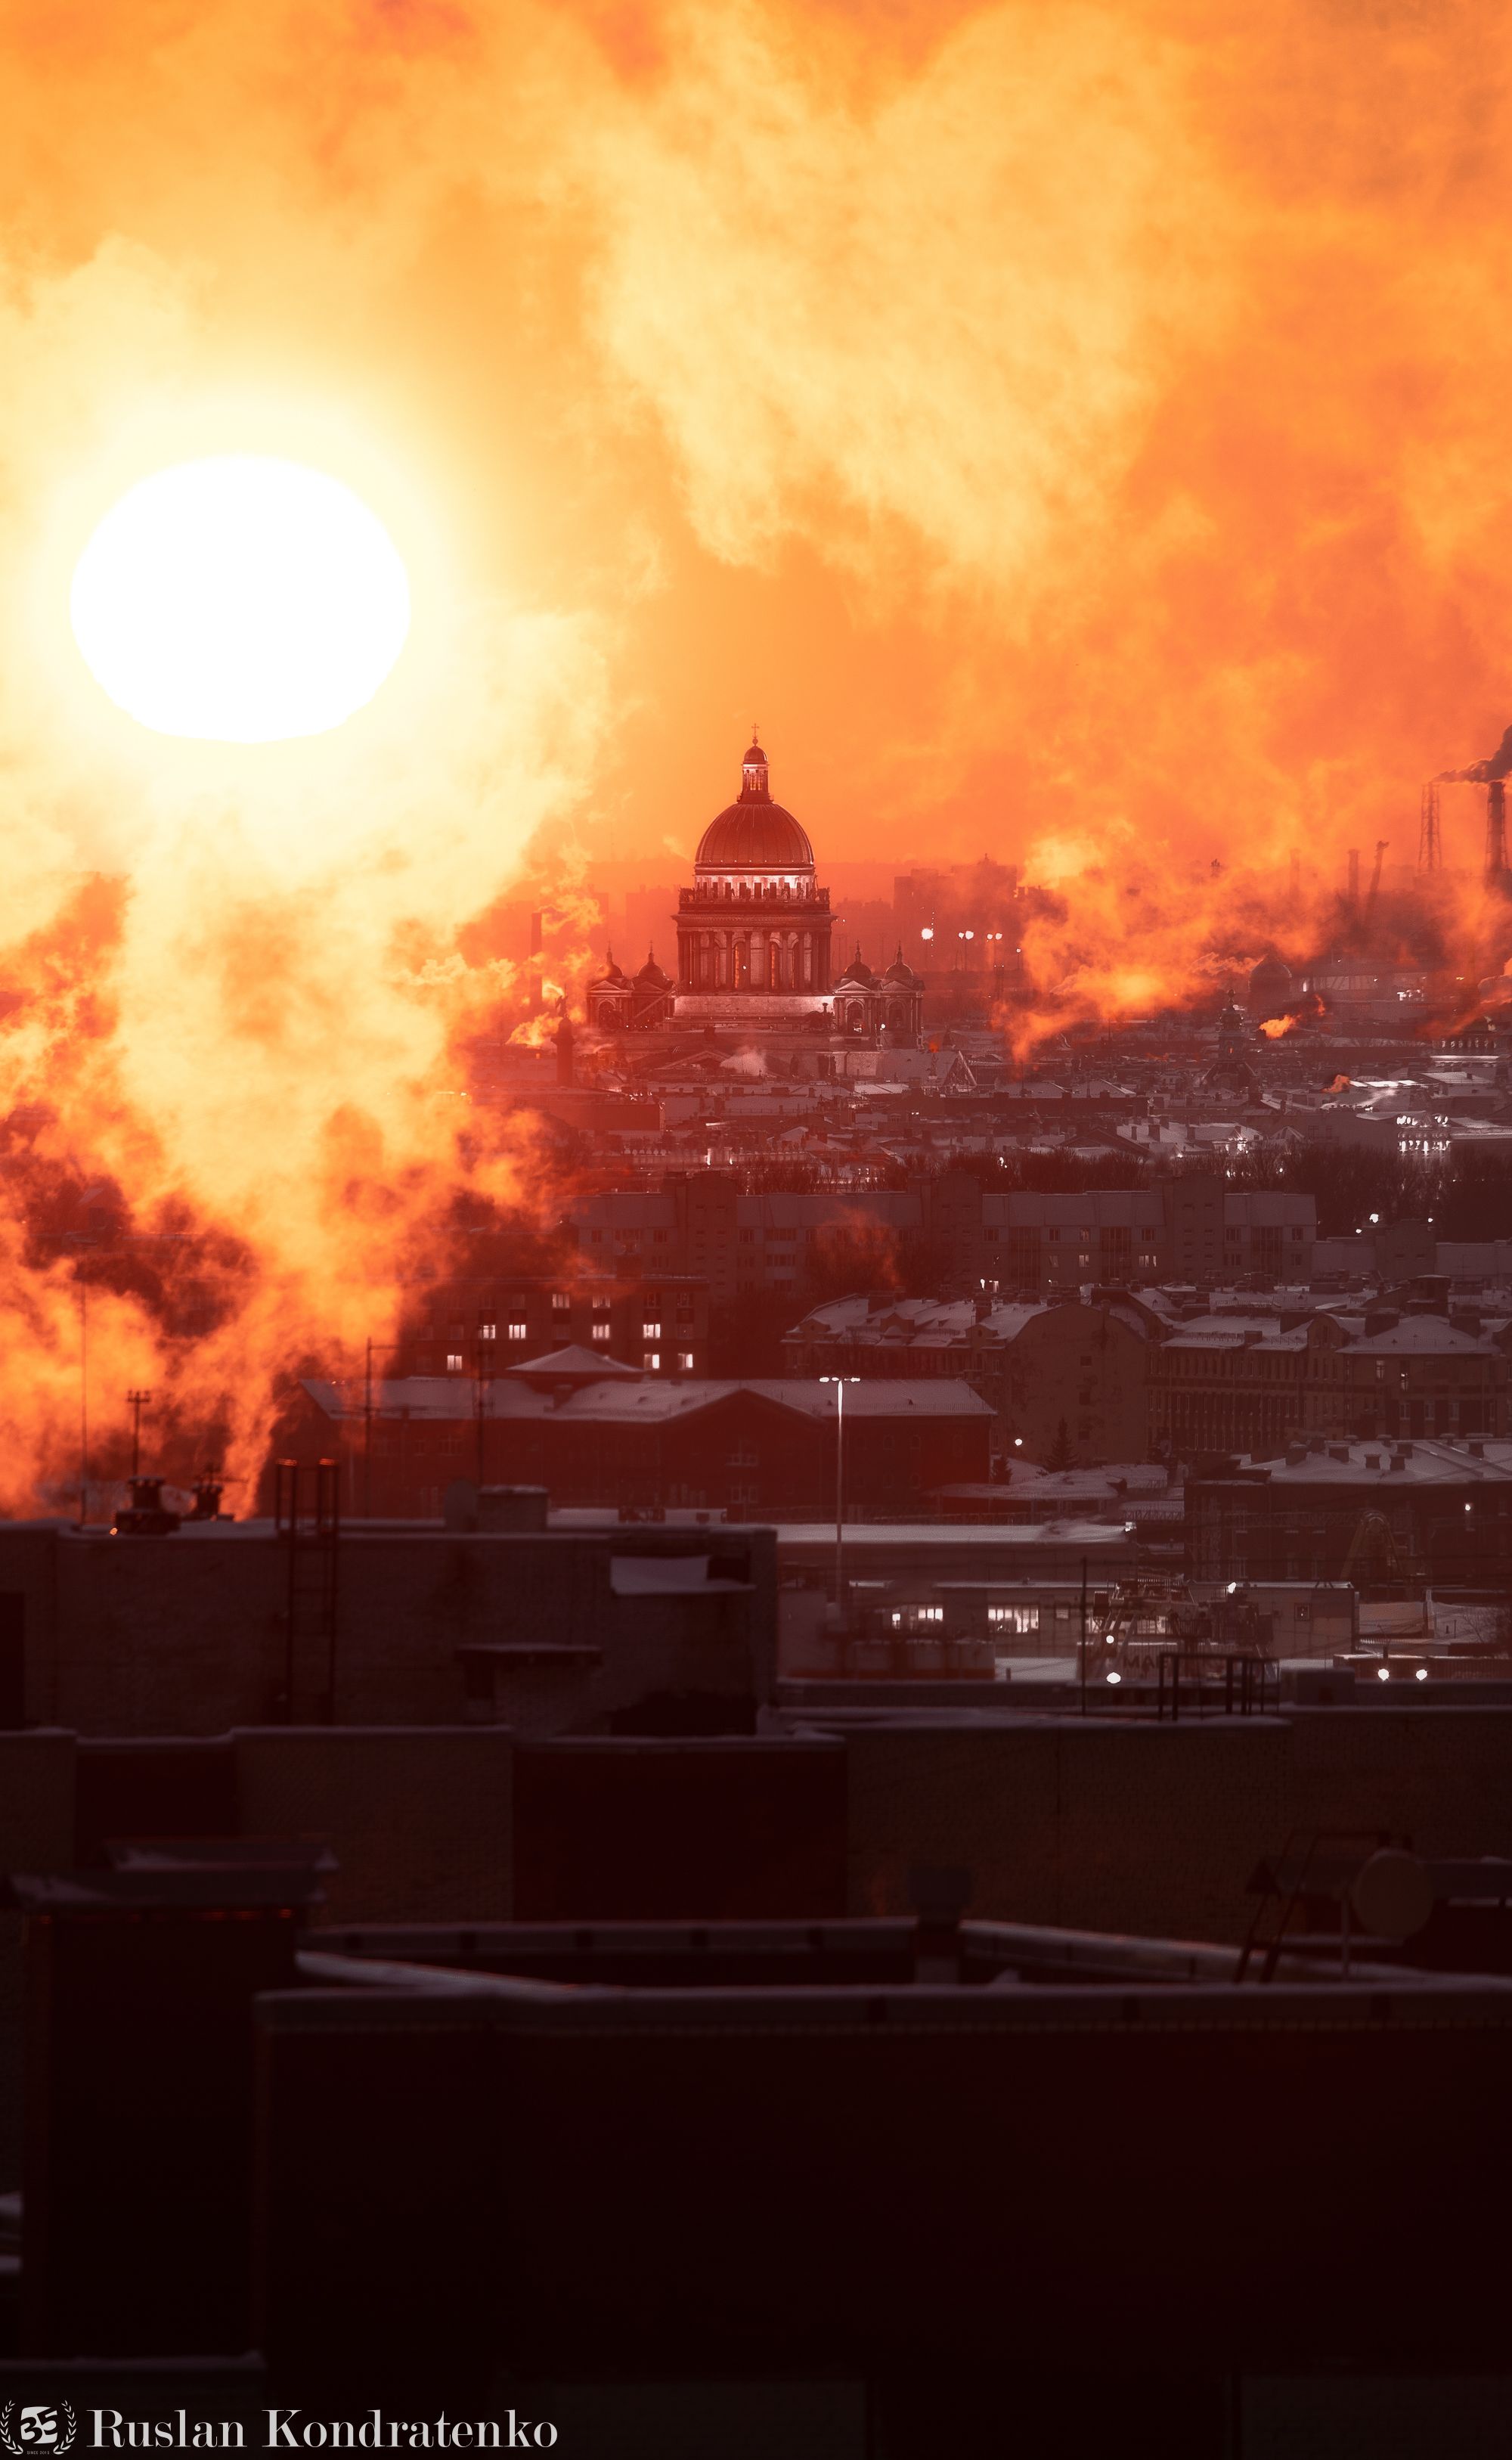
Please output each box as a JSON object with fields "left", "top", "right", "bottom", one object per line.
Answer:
{"left": 820, "top": 1376, "right": 860, "bottom": 1612}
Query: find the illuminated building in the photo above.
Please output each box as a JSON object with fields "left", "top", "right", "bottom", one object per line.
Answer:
{"left": 587, "top": 737, "right": 923, "bottom": 1042}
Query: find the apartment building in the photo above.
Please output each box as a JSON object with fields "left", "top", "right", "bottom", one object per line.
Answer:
{"left": 398, "top": 1274, "right": 711, "bottom": 1379}
{"left": 782, "top": 1291, "right": 1156, "bottom": 1465}
{"left": 1150, "top": 1304, "right": 1507, "bottom": 1461}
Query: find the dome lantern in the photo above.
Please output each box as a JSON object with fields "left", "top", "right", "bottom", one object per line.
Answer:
{"left": 739, "top": 735, "right": 770, "bottom": 803}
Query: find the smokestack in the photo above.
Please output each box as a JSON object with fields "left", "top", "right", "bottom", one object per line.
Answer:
{"left": 529, "top": 909, "right": 544, "bottom": 1015}
{"left": 1487, "top": 781, "right": 1508, "bottom": 887}
{"left": 1347, "top": 849, "right": 1360, "bottom": 902}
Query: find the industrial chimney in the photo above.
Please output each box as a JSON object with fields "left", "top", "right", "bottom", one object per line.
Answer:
{"left": 1488, "top": 781, "right": 1508, "bottom": 888}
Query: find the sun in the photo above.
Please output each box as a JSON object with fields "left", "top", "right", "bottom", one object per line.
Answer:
{"left": 70, "top": 454, "right": 411, "bottom": 743}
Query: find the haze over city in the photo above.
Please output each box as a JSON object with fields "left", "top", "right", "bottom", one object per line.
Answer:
{"left": 4, "top": 8, "right": 1512, "bottom": 2454}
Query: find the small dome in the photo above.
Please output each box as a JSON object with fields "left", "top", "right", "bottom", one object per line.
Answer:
{"left": 635, "top": 950, "right": 671, "bottom": 987}
{"left": 593, "top": 948, "right": 630, "bottom": 988}
{"left": 883, "top": 945, "right": 921, "bottom": 987}
{"left": 834, "top": 947, "right": 876, "bottom": 988}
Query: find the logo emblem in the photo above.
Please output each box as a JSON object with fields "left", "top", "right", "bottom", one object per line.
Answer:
{"left": 0, "top": 2406, "right": 77, "bottom": 2455}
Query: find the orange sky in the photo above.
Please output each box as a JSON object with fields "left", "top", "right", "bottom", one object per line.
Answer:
{"left": 2, "top": 0, "right": 1511, "bottom": 1506}
{"left": 6, "top": 0, "right": 1512, "bottom": 874}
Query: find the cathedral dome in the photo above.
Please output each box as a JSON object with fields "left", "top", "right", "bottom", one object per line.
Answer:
{"left": 695, "top": 803, "right": 814, "bottom": 870}
{"left": 694, "top": 735, "right": 813, "bottom": 871}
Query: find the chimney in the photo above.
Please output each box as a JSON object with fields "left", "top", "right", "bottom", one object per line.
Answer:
{"left": 1347, "top": 848, "right": 1360, "bottom": 902}
{"left": 1488, "top": 780, "right": 1508, "bottom": 886}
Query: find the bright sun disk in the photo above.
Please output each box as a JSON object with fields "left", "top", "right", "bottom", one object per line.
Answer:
{"left": 70, "top": 454, "right": 411, "bottom": 743}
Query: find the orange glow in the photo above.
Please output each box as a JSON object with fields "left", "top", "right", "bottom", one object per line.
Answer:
{"left": 2, "top": 2, "right": 1512, "bottom": 1507}
{"left": 1258, "top": 1016, "right": 1295, "bottom": 1040}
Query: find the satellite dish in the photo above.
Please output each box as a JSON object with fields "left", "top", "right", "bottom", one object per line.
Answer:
{"left": 1351, "top": 1848, "right": 1433, "bottom": 1941}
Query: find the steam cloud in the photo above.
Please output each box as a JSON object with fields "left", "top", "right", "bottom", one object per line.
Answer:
{"left": 1, "top": 0, "right": 1510, "bottom": 1506}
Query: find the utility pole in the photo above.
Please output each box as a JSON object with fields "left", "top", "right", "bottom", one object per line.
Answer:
{"left": 126, "top": 1388, "right": 151, "bottom": 1478}
{"left": 79, "top": 1284, "right": 88, "bottom": 1525}
{"left": 475, "top": 1332, "right": 496, "bottom": 1488}
{"left": 363, "top": 1339, "right": 400, "bottom": 1518}
{"left": 820, "top": 1376, "right": 860, "bottom": 1610}
{"left": 37, "top": 1227, "right": 190, "bottom": 1526}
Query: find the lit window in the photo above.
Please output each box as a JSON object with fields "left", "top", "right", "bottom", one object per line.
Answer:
{"left": 642, "top": 1320, "right": 662, "bottom": 1339}
{"left": 478, "top": 1320, "right": 497, "bottom": 1341}
{"left": 677, "top": 1350, "right": 695, "bottom": 1371}
{"left": 552, "top": 1291, "right": 571, "bottom": 1314}
{"left": 643, "top": 1351, "right": 661, "bottom": 1370}
{"left": 591, "top": 1323, "right": 612, "bottom": 1344}
{"left": 507, "top": 1321, "right": 528, "bottom": 1342}
{"left": 445, "top": 1352, "right": 463, "bottom": 1373}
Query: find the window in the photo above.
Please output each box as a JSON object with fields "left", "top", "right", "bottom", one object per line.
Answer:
{"left": 507, "top": 1321, "right": 528, "bottom": 1342}
{"left": 551, "top": 1292, "right": 571, "bottom": 1314}
{"left": 677, "top": 1350, "right": 695, "bottom": 1371}
{"left": 478, "top": 1320, "right": 497, "bottom": 1342}
{"left": 445, "top": 1352, "right": 464, "bottom": 1373}
{"left": 642, "top": 1320, "right": 662, "bottom": 1339}
{"left": 988, "top": 1604, "right": 1040, "bottom": 1633}
{"left": 643, "top": 1351, "right": 661, "bottom": 1370}
{"left": 591, "top": 1323, "right": 612, "bottom": 1345}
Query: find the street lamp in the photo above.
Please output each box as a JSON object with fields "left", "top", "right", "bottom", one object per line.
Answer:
{"left": 820, "top": 1376, "right": 860, "bottom": 1611}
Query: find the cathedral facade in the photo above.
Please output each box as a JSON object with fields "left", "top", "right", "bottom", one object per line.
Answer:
{"left": 589, "top": 738, "right": 923, "bottom": 1042}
